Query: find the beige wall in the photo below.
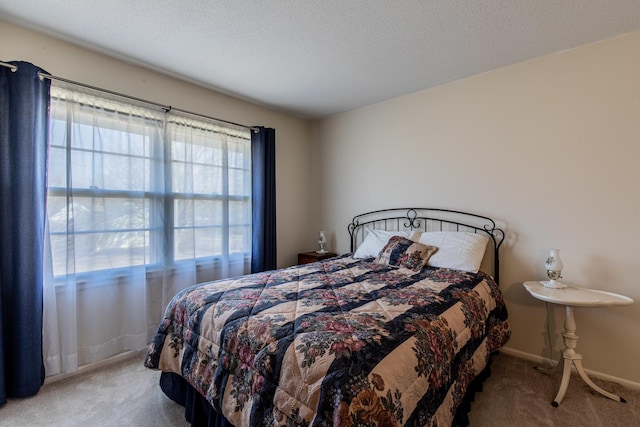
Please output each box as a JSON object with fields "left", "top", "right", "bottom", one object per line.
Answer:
{"left": 312, "top": 30, "right": 640, "bottom": 385}
{"left": 0, "top": 19, "right": 312, "bottom": 268}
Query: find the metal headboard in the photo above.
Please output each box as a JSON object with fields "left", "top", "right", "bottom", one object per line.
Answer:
{"left": 347, "top": 208, "right": 505, "bottom": 284}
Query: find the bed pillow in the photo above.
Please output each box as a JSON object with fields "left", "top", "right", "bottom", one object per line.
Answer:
{"left": 417, "top": 231, "right": 489, "bottom": 273}
{"left": 352, "top": 229, "right": 417, "bottom": 259}
{"left": 375, "top": 236, "right": 438, "bottom": 271}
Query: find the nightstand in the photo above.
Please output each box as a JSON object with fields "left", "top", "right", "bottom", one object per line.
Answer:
{"left": 297, "top": 251, "right": 337, "bottom": 265}
{"left": 523, "top": 281, "right": 634, "bottom": 406}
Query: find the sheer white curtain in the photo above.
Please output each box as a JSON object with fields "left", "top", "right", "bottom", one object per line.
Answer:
{"left": 164, "top": 113, "right": 251, "bottom": 302}
{"left": 43, "top": 82, "right": 251, "bottom": 376}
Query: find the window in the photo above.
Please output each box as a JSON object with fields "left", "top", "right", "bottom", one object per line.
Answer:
{"left": 167, "top": 115, "right": 252, "bottom": 263}
{"left": 47, "top": 84, "right": 252, "bottom": 278}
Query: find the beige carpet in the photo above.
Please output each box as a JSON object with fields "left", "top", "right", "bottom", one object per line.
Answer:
{"left": 0, "top": 352, "right": 638, "bottom": 426}
{"left": 0, "top": 353, "right": 187, "bottom": 427}
{"left": 468, "top": 353, "right": 639, "bottom": 426}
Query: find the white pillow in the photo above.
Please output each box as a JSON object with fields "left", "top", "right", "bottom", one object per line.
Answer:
{"left": 418, "top": 231, "right": 489, "bottom": 273}
{"left": 353, "top": 229, "right": 416, "bottom": 259}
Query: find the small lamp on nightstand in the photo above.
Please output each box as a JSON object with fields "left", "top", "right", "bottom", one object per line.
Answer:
{"left": 543, "top": 248, "right": 566, "bottom": 289}
{"left": 317, "top": 231, "right": 328, "bottom": 254}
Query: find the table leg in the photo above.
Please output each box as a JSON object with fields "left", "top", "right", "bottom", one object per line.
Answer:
{"left": 550, "top": 305, "right": 626, "bottom": 406}
{"left": 552, "top": 357, "right": 573, "bottom": 407}
{"left": 573, "top": 359, "right": 626, "bottom": 403}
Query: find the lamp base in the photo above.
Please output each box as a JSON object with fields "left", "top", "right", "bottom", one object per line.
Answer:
{"left": 316, "top": 249, "right": 328, "bottom": 254}
{"left": 541, "top": 280, "right": 567, "bottom": 289}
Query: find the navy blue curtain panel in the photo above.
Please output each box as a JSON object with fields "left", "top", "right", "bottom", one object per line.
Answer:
{"left": 0, "top": 61, "right": 50, "bottom": 405}
{"left": 250, "top": 127, "right": 276, "bottom": 273}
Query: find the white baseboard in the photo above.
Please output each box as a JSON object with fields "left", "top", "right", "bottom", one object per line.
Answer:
{"left": 499, "top": 346, "right": 640, "bottom": 391}
{"left": 43, "top": 349, "right": 145, "bottom": 386}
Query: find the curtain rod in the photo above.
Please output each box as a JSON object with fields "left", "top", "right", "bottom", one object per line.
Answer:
{"left": 0, "top": 61, "right": 259, "bottom": 133}
{"left": 0, "top": 60, "right": 17, "bottom": 72}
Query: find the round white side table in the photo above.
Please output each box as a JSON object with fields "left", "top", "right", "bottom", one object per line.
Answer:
{"left": 523, "top": 281, "right": 634, "bottom": 407}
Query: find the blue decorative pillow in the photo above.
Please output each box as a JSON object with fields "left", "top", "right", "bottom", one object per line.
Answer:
{"left": 375, "top": 236, "right": 438, "bottom": 271}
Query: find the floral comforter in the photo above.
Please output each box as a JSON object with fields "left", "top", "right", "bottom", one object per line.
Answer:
{"left": 145, "top": 255, "right": 510, "bottom": 426}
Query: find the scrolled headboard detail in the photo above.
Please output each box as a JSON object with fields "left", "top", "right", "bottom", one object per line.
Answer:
{"left": 347, "top": 208, "right": 505, "bottom": 284}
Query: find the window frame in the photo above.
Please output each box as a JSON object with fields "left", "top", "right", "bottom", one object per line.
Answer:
{"left": 46, "top": 86, "right": 252, "bottom": 280}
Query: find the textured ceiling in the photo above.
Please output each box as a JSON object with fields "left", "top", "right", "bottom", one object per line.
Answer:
{"left": 2, "top": 1, "right": 640, "bottom": 118}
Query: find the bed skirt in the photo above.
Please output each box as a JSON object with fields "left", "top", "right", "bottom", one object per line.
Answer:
{"left": 158, "top": 352, "right": 496, "bottom": 427}
{"left": 160, "top": 370, "right": 232, "bottom": 427}
{"left": 451, "top": 352, "right": 495, "bottom": 426}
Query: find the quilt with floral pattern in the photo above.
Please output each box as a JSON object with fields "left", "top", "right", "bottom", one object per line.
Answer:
{"left": 145, "top": 255, "right": 510, "bottom": 426}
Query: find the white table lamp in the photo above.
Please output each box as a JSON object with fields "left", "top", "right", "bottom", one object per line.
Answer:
{"left": 317, "top": 231, "right": 328, "bottom": 254}
{"left": 543, "top": 248, "right": 565, "bottom": 288}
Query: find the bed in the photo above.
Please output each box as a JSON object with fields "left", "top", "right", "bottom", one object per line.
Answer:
{"left": 145, "top": 208, "right": 511, "bottom": 426}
